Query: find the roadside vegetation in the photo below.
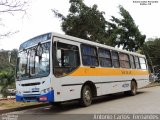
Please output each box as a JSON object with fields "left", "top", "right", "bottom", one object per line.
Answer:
{"left": 0, "top": 99, "right": 39, "bottom": 109}
{"left": 0, "top": 49, "right": 17, "bottom": 97}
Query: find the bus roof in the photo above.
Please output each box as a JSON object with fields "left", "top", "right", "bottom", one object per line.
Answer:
{"left": 51, "top": 32, "right": 145, "bottom": 58}
{"left": 19, "top": 32, "right": 145, "bottom": 58}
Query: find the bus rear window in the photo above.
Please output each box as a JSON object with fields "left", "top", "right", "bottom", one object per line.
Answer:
{"left": 139, "top": 57, "right": 147, "bottom": 69}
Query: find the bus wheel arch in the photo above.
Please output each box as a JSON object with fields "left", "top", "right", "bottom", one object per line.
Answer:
{"left": 80, "top": 81, "right": 97, "bottom": 107}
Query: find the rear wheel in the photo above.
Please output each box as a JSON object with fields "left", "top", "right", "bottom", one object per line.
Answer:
{"left": 50, "top": 102, "right": 62, "bottom": 107}
{"left": 130, "top": 81, "right": 137, "bottom": 96}
{"left": 80, "top": 85, "right": 92, "bottom": 107}
{"left": 124, "top": 81, "right": 137, "bottom": 96}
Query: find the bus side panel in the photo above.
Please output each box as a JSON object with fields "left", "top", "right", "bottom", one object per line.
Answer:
{"left": 137, "top": 79, "right": 149, "bottom": 88}
{"left": 53, "top": 75, "right": 149, "bottom": 102}
{"left": 101, "top": 81, "right": 131, "bottom": 95}
{"left": 61, "top": 85, "right": 82, "bottom": 101}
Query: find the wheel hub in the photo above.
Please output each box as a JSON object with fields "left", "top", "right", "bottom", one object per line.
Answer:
{"left": 84, "top": 90, "right": 91, "bottom": 102}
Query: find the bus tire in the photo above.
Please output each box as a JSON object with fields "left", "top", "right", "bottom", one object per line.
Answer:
{"left": 130, "top": 81, "right": 137, "bottom": 96}
{"left": 50, "top": 102, "right": 61, "bottom": 107}
{"left": 80, "top": 85, "right": 92, "bottom": 107}
{"left": 125, "top": 81, "right": 137, "bottom": 96}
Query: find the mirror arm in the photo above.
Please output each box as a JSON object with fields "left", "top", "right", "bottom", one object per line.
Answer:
{"left": 36, "top": 42, "right": 43, "bottom": 56}
{"left": 55, "top": 41, "right": 58, "bottom": 57}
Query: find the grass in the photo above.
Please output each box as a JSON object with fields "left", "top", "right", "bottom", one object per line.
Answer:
{"left": 0, "top": 99, "right": 40, "bottom": 109}
{"left": 140, "top": 81, "right": 160, "bottom": 89}
{"left": 145, "top": 82, "right": 160, "bottom": 88}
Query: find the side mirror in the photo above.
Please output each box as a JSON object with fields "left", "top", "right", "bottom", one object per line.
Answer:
{"left": 36, "top": 43, "right": 43, "bottom": 57}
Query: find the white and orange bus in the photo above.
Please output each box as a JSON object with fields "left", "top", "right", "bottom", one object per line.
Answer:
{"left": 15, "top": 32, "right": 149, "bottom": 106}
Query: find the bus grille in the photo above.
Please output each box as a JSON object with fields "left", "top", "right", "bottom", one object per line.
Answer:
{"left": 21, "top": 82, "right": 41, "bottom": 86}
{"left": 23, "top": 96, "right": 38, "bottom": 101}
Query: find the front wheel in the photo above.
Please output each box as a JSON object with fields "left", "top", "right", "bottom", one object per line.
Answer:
{"left": 80, "top": 85, "right": 92, "bottom": 107}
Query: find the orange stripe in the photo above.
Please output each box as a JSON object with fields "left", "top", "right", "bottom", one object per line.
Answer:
{"left": 69, "top": 67, "right": 149, "bottom": 76}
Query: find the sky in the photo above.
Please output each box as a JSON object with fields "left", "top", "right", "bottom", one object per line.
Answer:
{"left": 0, "top": 0, "right": 160, "bottom": 50}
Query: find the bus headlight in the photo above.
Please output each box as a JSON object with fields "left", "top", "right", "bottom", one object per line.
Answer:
{"left": 41, "top": 89, "right": 47, "bottom": 94}
{"left": 41, "top": 87, "right": 53, "bottom": 94}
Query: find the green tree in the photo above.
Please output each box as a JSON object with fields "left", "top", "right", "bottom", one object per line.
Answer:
{"left": 53, "top": 2, "right": 145, "bottom": 51}
{"left": 0, "top": 49, "right": 17, "bottom": 97}
{"left": 0, "top": 49, "right": 17, "bottom": 71}
{"left": 52, "top": 0, "right": 110, "bottom": 44}
{"left": 107, "top": 5, "right": 146, "bottom": 51}
{"left": 143, "top": 38, "right": 160, "bottom": 71}
{"left": 0, "top": 69, "right": 15, "bottom": 97}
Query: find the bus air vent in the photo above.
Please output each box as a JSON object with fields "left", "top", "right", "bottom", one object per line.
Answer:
{"left": 21, "top": 82, "right": 41, "bottom": 86}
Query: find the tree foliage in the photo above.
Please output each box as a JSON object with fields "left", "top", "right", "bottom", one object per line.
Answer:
{"left": 0, "top": 49, "right": 17, "bottom": 97}
{"left": 143, "top": 38, "right": 160, "bottom": 69}
{"left": 53, "top": 2, "right": 145, "bottom": 51}
{"left": 0, "top": 49, "right": 17, "bottom": 71}
{"left": 0, "top": 69, "right": 15, "bottom": 97}
{"left": 52, "top": 0, "right": 109, "bottom": 44}
{"left": 107, "top": 5, "right": 146, "bottom": 51}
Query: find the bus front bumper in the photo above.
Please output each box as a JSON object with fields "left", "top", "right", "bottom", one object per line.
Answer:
{"left": 16, "top": 90, "right": 54, "bottom": 102}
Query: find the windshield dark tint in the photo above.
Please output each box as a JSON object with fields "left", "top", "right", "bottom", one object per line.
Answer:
{"left": 16, "top": 42, "right": 50, "bottom": 80}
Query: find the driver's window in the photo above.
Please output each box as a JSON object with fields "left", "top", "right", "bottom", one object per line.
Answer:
{"left": 56, "top": 49, "right": 62, "bottom": 67}
{"left": 53, "top": 42, "right": 80, "bottom": 77}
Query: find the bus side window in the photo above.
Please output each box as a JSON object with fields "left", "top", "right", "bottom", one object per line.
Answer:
{"left": 119, "top": 53, "right": 130, "bottom": 68}
{"left": 139, "top": 57, "right": 147, "bottom": 69}
{"left": 81, "top": 44, "right": 98, "bottom": 66}
{"left": 53, "top": 42, "right": 80, "bottom": 77}
{"left": 98, "top": 48, "right": 112, "bottom": 67}
{"left": 135, "top": 56, "right": 141, "bottom": 69}
{"left": 112, "top": 51, "right": 120, "bottom": 68}
{"left": 130, "top": 55, "right": 136, "bottom": 69}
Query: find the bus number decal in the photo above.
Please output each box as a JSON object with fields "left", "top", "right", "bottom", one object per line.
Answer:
{"left": 122, "top": 84, "right": 129, "bottom": 88}
{"left": 121, "top": 70, "right": 132, "bottom": 75}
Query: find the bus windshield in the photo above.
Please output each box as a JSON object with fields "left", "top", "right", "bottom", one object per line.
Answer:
{"left": 16, "top": 42, "right": 50, "bottom": 80}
